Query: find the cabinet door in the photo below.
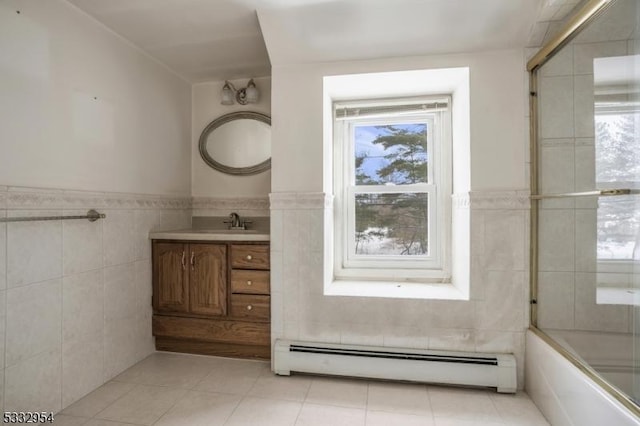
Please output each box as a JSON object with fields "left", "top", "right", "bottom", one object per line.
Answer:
{"left": 153, "top": 242, "right": 189, "bottom": 313}
{"left": 189, "top": 244, "right": 227, "bottom": 316}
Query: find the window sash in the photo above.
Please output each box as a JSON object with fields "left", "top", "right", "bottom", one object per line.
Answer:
{"left": 344, "top": 189, "right": 438, "bottom": 268}
{"left": 333, "top": 96, "right": 452, "bottom": 281}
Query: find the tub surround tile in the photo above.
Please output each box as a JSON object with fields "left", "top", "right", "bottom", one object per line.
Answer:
{"left": 574, "top": 145, "right": 595, "bottom": 193}
{"left": 538, "top": 209, "right": 575, "bottom": 272}
{"left": 540, "top": 44, "right": 573, "bottom": 76}
{"left": 540, "top": 145, "right": 575, "bottom": 196}
{"left": 573, "top": 75, "right": 594, "bottom": 138}
{"left": 574, "top": 210, "right": 597, "bottom": 273}
{"left": 573, "top": 40, "right": 627, "bottom": 74}
{"left": 574, "top": 272, "right": 629, "bottom": 332}
{"left": 537, "top": 272, "right": 575, "bottom": 330}
{"left": 539, "top": 76, "right": 574, "bottom": 139}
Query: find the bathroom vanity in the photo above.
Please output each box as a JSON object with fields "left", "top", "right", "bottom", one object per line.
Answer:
{"left": 149, "top": 229, "right": 270, "bottom": 359}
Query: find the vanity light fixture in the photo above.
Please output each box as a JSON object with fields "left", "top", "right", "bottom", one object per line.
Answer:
{"left": 221, "top": 79, "right": 259, "bottom": 105}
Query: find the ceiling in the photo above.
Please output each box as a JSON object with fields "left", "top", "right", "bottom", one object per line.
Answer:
{"left": 68, "top": 0, "right": 549, "bottom": 83}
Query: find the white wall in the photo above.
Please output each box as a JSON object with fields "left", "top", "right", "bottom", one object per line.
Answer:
{"left": 0, "top": 0, "right": 191, "bottom": 196}
{"left": 270, "top": 49, "right": 531, "bottom": 387}
{"left": 271, "top": 50, "right": 526, "bottom": 193}
{"left": 192, "top": 77, "right": 271, "bottom": 199}
{"left": 0, "top": 0, "right": 192, "bottom": 413}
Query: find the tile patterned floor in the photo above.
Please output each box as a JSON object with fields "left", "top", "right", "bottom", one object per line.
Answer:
{"left": 55, "top": 352, "right": 549, "bottom": 426}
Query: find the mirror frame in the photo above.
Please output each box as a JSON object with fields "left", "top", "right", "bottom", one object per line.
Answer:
{"left": 198, "top": 111, "right": 272, "bottom": 176}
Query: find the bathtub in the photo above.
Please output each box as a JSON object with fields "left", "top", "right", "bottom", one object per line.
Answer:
{"left": 526, "top": 329, "right": 639, "bottom": 425}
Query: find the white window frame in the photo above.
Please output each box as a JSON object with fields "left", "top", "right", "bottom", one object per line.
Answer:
{"left": 333, "top": 96, "right": 452, "bottom": 282}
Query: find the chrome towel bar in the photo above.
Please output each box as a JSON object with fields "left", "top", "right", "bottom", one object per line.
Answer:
{"left": 0, "top": 209, "right": 106, "bottom": 223}
{"left": 531, "top": 189, "right": 638, "bottom": 200}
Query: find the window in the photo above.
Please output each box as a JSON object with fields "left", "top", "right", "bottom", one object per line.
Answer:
{"left": 333, "top": 97, "right": 452, "bottom": 281}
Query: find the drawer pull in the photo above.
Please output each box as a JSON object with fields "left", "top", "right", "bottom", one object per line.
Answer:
{"left": 246, "top": 254, "right": 253, "bottom": 260}
{"left": 246, "top": 305, "right": 253, "bottom": 311}
{"left": 247, "top": 280, "right": 252, "bottom": 286}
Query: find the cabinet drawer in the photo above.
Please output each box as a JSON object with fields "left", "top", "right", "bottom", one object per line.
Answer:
{"left": 231, "top": 270, "right": 270, "bottom": 294}
{"left": 231, "top": 245, "right": 270, "bottom": 270}
{"left": 230, "top": 294, "right": 270, "bottom": 321}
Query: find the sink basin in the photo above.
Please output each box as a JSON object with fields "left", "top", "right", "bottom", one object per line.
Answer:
{"left": 190, "top": 229, "right": 260, "bottom": 234}
{"left": 150, "top": 228, "right": 269, "bottom": 242}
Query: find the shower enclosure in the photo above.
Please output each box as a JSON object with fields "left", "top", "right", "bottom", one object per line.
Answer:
{"left": 529, "top": 0, "right": 640, "bottom": 417}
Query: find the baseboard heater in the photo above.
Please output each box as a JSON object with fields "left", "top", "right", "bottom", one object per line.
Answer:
{"left": 274, "top": 339, "right": 516, "bottom": 393}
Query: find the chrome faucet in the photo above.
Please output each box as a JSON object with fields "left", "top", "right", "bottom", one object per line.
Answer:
{"left": 224, "top": 212, "right": 251, "bottom": 230}
{"left": 230, "top": 212, "right": 241, "bottom": 228}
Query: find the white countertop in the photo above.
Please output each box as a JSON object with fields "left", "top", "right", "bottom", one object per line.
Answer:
{"left": 149, "top": 228, "right": 270, "bottom": 242}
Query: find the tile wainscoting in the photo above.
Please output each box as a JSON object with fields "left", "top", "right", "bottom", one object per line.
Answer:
{"left": 270, "top": 190, "right": 531, "bottom": 389}
{"left": 0, "top": 186, "right": 191, "bottom": 413}
{"left": 192, "top": 197, "right": 270, "bottom": 218}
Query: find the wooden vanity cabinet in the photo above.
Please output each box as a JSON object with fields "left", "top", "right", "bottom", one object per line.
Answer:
{"left": 152, "top": 240, "right": 270, "bottom": 359}
{"left": 152, "top": 242, "right": 226, "bottom": 316}
{"left": 229, "top": 244, "right": 271, "bottom": 322}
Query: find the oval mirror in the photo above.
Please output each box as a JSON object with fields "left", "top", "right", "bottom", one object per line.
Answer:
{"left": 199, "top": 111, "right": 271, "bottom": 175}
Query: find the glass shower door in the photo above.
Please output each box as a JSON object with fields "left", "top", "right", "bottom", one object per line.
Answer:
{"left": 534, "top": 0, "right": 640, "bottom": 410}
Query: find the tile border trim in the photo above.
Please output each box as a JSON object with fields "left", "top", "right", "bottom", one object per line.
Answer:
{"left": 192, "top": 196, "right": 270, "bottom": 211}
{"left": 270, "top": 190, "right": 530, "bottom": 210}
{"left": 0, "top": 186, "right": 192, "bottom": 210}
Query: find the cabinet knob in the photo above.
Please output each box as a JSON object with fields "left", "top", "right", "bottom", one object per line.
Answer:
{"left": 246, "top": 305, "right": 253, "bottom": 311}
{"left": 246, "top": 254, "right": 252, "bottom": 260}
{"left": 247, "top": 280, "right": 252, "bottom": 286}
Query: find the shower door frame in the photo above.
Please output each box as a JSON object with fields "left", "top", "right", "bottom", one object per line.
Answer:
{"left": 527, "top": 0, "right": 640, "bottom": 417}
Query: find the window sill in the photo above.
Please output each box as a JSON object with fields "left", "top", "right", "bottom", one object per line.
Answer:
{"left": 325, "top": 279, "right": 469, "bottom": 300}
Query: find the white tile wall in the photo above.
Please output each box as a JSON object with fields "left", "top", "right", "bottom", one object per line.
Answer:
{"left": 0, "top": 186, "right": 191, "bottom": 413}
{"left": 540, "top": 76, "right": 575, "bottom": 139}
{"left": 271, "top": 191, "right": 530, "bottom": 389}
{"left": 537, "top": 272, "right": 575, "bottom": 330}
{"left": 535, "top": 17, "right": 638, "bottom": 336}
